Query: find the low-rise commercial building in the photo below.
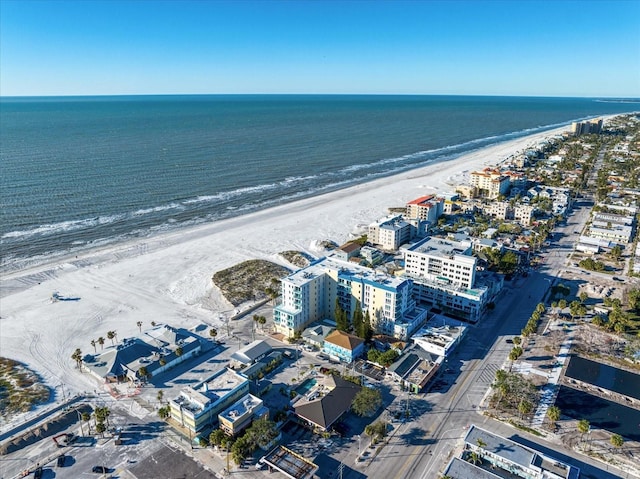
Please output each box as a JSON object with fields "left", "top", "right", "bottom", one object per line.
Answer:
{"left": 218, "top": 394, "right": 269, "bottom": 436}
{"left": 230, "top": 340, "right": 273, "bottom": 369}
{"left": 169, "top": 368, "right": 249, "bottom": 433}
{"left": 454, "top": 425, "right": 580, "bottom": 479}
{"left": 412, "top": 318, "right": 467, "bottom": 357}
{"left": 293, "top": 375, "right": 361, "bottom": 431}
{"left": 387, "top": 345, "right": 440, "bottom": 393}
{"left": 84, "top": 324, "right": 206, "bottom": 383}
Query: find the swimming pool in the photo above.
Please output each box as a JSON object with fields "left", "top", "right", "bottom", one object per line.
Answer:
{"left": 295, "top": 378, "right": 317, "bottom": 396}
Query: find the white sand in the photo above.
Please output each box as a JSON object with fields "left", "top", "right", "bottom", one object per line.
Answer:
{"left": 0, "top": 125, "right": 570, "bottom": 398}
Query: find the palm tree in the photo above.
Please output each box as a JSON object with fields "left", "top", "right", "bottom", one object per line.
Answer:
{"left": 138, "top": 366, "right": 150, "bottom": 381}
{"left": 610, "top": 433, "right": 624, "bottom": 448}
{"left": 137, "top": 321, "right": 143, "bottom": 333}
{"left": 209, "top": 328, "right": 218, "bottom": 341}
{"left": 547, "top": 406, "right": 561, "bottom": 429}
{"left": 97, "top": 336, "right": 105, "bottom": 350}
{"left": 157, "top": 390, "right": 164, "bottom": 404}
{"left": 71, "top": 348, "right": 83, "bottom": 369}
{"left": 90, "top": 339, "right": 97, "bottom": 353}
{"left": 578, "top": 419, "right": 590, "bottom": 448}
{"left": 518, "top": 399, "right": 533, "bottom": 418}
{"left": 257, "top": 315, "right": 267, "bottom": 331}
{"left": 476, "top": 438, "right": 486, "bottom": 448}
{"left": 107, "top": 330, "right": 116, "bottom": 345}
{"left": 468, "top": 451, "right": 482, "bottom": 465}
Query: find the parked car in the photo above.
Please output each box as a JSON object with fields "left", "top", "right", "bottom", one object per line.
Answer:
{"left": 316, "top": 353, "right": 329, "bottom": 360}
{"left": 34, "top": 467, "right": 43, "bottom": 479}
{"left": 92, "top": 466, "right": 108, "bottom": 473}
{"left": 57, "top": 454, "right": 66, "bottom": 467}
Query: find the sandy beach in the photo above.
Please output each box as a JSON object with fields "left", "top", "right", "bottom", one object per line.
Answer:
{"left": 0, "top": 125, "right": 571, "bottom": 403}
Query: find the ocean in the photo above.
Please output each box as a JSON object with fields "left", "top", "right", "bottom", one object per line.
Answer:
{"left": 0, "top": 95, "right": 637, "bottom": 272}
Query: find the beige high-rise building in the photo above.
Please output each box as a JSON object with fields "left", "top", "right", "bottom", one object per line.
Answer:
{"left": 470, "top": 168, "right": 510, "bottom": 199}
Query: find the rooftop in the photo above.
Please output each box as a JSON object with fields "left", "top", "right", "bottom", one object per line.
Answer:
{"left": 407, "top": 194, "right": 436, "bottom": 205}
{"left": 230, "top": 340, "right": 272, "bottom": 365}
{"left": 466, "top": 425, "right": 534, "bottom": 470}
{"left": 464, "top": 424, "right": 578, "bottom": 479}
{"left": 442, "top": 457, "right": 501, "bottom": 479}
{"left": 219, "top": 394, "right": 264, "bottom": 423}
{"left": 294, "top": 375, "right": 361, "bottom": 430}
{"left": 324, "top": 330, "right": 364, "bottom": 351}
{"left": 262, "top": 446, "right": 318, "bottom": 479}
{"left": 405, "top": 236, "right": 473, "bottom": 259}
{"left": 173, "top": 368, "right": 247, "bottom": 414}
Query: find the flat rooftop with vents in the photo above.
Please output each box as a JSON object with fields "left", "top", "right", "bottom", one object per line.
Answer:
{"left": 262, "top": 446, "right": 318, "bottom": 479}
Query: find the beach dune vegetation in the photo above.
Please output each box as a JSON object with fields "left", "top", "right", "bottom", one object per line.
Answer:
{"left": 0, "top": 358, "right": 50, "bottom": 418}
{"left": 212, "top": 260, "right": 291, "bottom": 306}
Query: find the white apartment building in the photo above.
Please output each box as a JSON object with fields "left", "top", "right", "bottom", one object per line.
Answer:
{"left": 470, "top": 168, "right": 510, "bottom": 199}
{"left": 588, "top": 225, "right": 633, "bottom": 244}
{"left": 401, "top": 237, "right": 498, "bottom": 323}
{"left": 368, "top": 214, "right": 413, "bottom": 251}
{"left": 513, "top": 204, "right": 535, "bottom": 227}
{"left": 410, "top": 280, "right": 488, "bottom": 323}
{"left": 273, "top": 256, "right": 428, "bottom": 339}
{"left": 404, "top": 237, "right": 476, "bottom": 288}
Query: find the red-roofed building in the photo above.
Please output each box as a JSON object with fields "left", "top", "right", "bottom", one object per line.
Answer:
{"left": 405, "top": 195, "right": 444, "bottom": 222}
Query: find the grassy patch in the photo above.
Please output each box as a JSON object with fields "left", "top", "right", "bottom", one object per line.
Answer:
{"left": 507, "top": 419, "right": 546, "bottom": 437}
{"left": 280, "top": 250, "right": 314, "bottom": 269}
{"left": 212, "top": 259, "right": 291, "bottom": 306}
{"left": 0, "top": 357, "right": 50, "bottom": 419}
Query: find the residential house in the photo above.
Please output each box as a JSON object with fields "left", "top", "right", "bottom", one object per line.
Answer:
{"left": 322, "top": 330, "right": 365, "bottom": 363}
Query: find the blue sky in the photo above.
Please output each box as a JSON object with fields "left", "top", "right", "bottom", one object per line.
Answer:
{"left": 1, "top": 0, "right": 638, "bottom": 97}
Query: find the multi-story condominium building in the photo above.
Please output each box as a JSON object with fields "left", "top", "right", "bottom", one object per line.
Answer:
{"left": 470, "top": 168, "right": 510, "bottom": 199}
{"left": 360, "top": 245, "right": 384, "bottom": 265}
{"left": 513, "top": 204, "right": 535, "bottom": 227}
{"left": 484, "top": 201, "right": 510, "bottom": 220}
{"left": 503, "top": 171, "right": 527, "bottom": 190}
{"left": 480, "top": 201, "right": 534, "bottom": 227}
{"left": 571, "top": 118, "right": 603, "bottom": 136}
{"left": 405, "top": 195, "right": 444, "bottom": 222}
{"left": 322, "top": 330, "right": 365, "bottom": 363}
{"left": 368, "top": 214, "right": 414, "bottom": 251}
{"left": 403, "top": 237, "right": 476, "bottom": 288}
{"left": 401, "top": 237, "right": 501, "bottom": 323}
{"left": 410, "top": 280, "right": 488, "bottom": 323}
{"left": 273, "top": 259, "right": 327, "bottom": 338}
{"left": 170, "top": 368, "right": 249, "bottom": 433}
{"left": 273, "top": 256, "right": 428, "bottom": 339}
{"left": 218, "top": 394, "right": 268, "bottom": 436}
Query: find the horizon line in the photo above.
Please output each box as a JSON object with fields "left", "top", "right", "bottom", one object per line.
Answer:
{"left": 2, "top": 92, "right": 640, "bottom": 100}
